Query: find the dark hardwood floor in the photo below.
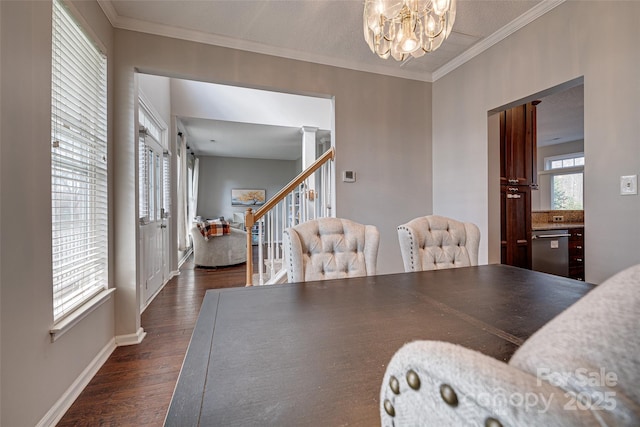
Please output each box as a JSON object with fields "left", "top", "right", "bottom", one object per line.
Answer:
{"left": 57, "top": 256, "right": 247, "bottom": 426}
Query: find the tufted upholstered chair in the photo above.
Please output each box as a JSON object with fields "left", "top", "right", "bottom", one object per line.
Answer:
{"left": 397, "top": 215, "right": 480, "bottom": 272}
{"left": 282, "top": 218, "right": 380, "bottom": 283}
{"left": 380, "top": 263, "right": 640, "bottom": 426}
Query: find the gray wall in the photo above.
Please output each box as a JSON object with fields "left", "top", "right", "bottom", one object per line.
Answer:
{"left": 114, "top": 29, "right": 432, "bottom": 290}
{"left": 433, "top": 1, "right": 640, "bottom": 283}
{"left": 138, "top": 74, "right": 171, "bottom": 126}
{"left": 0, "top": 1, "right": 116, "bottom": 426}
{"left": 197, "top": 156, "right": 299, "bottom": 220}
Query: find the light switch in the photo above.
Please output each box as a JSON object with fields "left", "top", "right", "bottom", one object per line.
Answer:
{"left": 620, "top": 175, "right": 637, "bottom": 195}
{"left": 342, "top": 170, "right": 356, "bottom": 183}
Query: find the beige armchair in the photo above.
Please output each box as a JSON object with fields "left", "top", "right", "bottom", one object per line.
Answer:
{"left": 190, "top": 225, "right": 247, "bottom": 268}
{"left": 397, "top": 215, "right": 480, "bottom": 272}
{"left": 380, "top": 263, "right": 640, "bottom": 426}
{"left": 282, "top": 218, "right": 380, "bottom": 283}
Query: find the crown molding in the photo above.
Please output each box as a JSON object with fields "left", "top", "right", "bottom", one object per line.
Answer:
{"left": 97, "top": 1, "right": 433, "bottom": 82}
{"left": 96, "top": 0, "right": 118, "bottom": 23}
{"left": 98, "top": 0, "right": 565, "bottom": 84}
{"left": 432, "top": 0, "right": 566, "bottom": 81}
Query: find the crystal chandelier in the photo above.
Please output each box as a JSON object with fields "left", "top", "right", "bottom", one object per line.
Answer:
{"left": 363, "top": 0, "right": 457, "bottom": 61}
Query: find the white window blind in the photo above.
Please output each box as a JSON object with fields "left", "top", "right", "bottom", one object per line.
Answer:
{"left": 138, "top": 129, "right": 149, "bottom": 223}
{"left": 149, "top": 149, "right": 156, "bottom": 221}
{"left": 163, "top": 152, "right": 171, "bottom": 218}
{"left": 139, "top": 108, "right": 161, "bottom": 142}
{"left": 138, "top": 102, "right": 168, "bottom": 222}
{"left": 51, "top": 0, "right": 108, "bottom": 321}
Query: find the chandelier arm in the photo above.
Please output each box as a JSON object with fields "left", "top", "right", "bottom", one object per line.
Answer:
{"left": 427, "top": 25, "right": 445, "bottom": 40}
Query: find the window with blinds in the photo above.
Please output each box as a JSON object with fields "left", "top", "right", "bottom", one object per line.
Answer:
{"left": 163, "top": 153, "right": 171, "bottom": 218}
{"left": 138, "top": 103, "right": 169, "bottom": 222}
{"left": 138, "top": 129, "right": 149, "bottom": 223}
{"left": 51, "top": 0, "right": 108, "bottom": 321}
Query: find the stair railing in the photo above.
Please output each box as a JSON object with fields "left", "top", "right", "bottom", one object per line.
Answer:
{"left": 245, "top": 147, "right": 335, "bottom": 286}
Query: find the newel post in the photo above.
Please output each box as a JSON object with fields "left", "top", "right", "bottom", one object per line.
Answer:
{"left": 245, "top": 208, "right": 255, "bottom": 286}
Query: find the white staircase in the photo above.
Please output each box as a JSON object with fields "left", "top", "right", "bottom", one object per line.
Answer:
{"left": 245, "top": 147, "right": 335, "bottom": 286}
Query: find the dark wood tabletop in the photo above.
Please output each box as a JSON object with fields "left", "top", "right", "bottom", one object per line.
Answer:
{"left": 165, "top": 264, "right": 594, "bottom": 427}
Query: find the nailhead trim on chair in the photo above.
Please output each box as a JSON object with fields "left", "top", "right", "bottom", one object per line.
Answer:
{"left": 382, "top": 368, "right": 505, "bottom": 427}
{"left": 397, "top": 225, "right": 415, "bottom": 270}
{"left": 440, "top": 383, "right": 459, "bottom": 407}
{"left": 406, "top": 370, "right": 421, "bottom": 390}
{"left": 397, "top": 216, "right": 479, "bottom": 272}
{"left": 389, "top": 376, "right": 400, "bottom": 395}
{"left": 485, "top": 417, "right": 503, "bottom": 427}
{"left": 285, "top": 219, "right": 379, "bottom": 282}
{"left": 383, "top": 399, "right": 395, "bottom": 417}
{"left": 286, "top": 230, "right": 294, "bottom": 279}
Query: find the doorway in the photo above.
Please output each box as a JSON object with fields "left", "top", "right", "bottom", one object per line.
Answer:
{"left": 136, "top": 73, "right": 335, "bottom": 290}
{"left": 488, "top": 78, "right": 585, "bottom": 266}
{"left": 138, "top": 95, "right": 171, "bottom": 310}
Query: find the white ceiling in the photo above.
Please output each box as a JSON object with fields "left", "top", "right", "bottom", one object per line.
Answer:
{"left": 536, "top": 84, "right": 584, "bottom": 147}
{"left": 101, "top": 0, "right": 559, "bottom": 82}
{"left": 123, "top": 1, "right": 582, "bottom": 159}
{"left": 166, "top": 78, "right": 333, "bottom": 159}
{"left": 179, "top": 116, "right": 331, "bottom": 160}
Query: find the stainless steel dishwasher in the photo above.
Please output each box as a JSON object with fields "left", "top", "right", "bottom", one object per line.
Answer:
{"left": 532, "top": 229, "right": 570, "bottom": 277}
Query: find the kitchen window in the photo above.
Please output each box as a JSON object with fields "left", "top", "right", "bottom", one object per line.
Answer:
{"left": 544, "top": 153, "right": 584, "bottom": 210}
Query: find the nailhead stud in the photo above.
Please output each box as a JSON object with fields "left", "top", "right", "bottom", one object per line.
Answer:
{"left": 440, "top": 383, "right": 458, "bottom": 407}
{"left": 485, "top": 417, "right": 503, "bottom": 427}
{"left": 389, "top": 376, "right": 400, "bottom": 395}
{"left": 383, "top": 399, "right": 395, "bottom": 417}
{"left": 406, "top": 370, "right": 421, "bottom": 390}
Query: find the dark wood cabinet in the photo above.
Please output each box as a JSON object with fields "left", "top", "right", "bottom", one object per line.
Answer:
{"left": 569, "top": 227, "right": 585, "bottom": 280}
{"left": 500, "top": 101, "right": 539, "bottom": 188}
{"left": 500, "top": 101, "right": 539, "bottom": 269}
{"left": 500, "top": 185, "right": 532, "bottom": 269}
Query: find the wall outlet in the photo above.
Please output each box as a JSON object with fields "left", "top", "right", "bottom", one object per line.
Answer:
{"left": 620, "top": 175, "right": 638, "bottom": 195}
{"left": 552, "top": 215, "right": 564, "bottom": 222}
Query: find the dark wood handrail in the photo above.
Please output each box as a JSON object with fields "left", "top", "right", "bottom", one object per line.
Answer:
{"left": 245, "top": 146, "right": 335, "bottom": 285}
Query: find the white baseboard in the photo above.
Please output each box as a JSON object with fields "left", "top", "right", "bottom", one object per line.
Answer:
{"left": 141, "top": 270, "right": 179, "bottom": 314}
{"left": 36, "top": 338, "right": 116, "bottom": 427}
{"left": 115, "top": 327, "right": 146, "bottom": 346}
{"left": 178, "top": 248, "right": 193, "bottom": 267}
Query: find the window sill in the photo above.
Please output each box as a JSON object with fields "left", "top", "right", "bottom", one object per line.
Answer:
{"left": 50, "top": 288, "right": 116, "bottom": 343}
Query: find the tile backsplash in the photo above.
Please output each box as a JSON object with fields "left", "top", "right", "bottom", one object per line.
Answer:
{"left": 532, "top": 210, "right": 584, "bottom": 224}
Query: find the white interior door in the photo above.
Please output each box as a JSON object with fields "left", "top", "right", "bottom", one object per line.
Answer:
{"left": 161, "top": 152, "right": 172, "bottom": 282}
{"left": 138, "top": 97, "right": 170, "bottom": 309}
{"left": 141, "top": 138, "right": 165, "bottom": 304}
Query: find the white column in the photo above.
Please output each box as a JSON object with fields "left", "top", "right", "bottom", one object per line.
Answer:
{"left": 300, "top": 126, "right": 318, "bottom": 169}
{"left": 319, "top": 136, "right": 331, "bottom": 155}
{"left": 300, "top": 126, "right": 318, "bottom": 219}
{"left": 318, "top": 136, "right": 331, "bottom": 217}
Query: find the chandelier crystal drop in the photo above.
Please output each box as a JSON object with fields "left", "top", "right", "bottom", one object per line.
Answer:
{"left": 363, "top": 0, "right": 457, "bottom": 61}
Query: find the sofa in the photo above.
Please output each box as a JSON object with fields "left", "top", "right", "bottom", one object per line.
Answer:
{"left": 380, "top": 263, "right": 640, "bottom": 426}
{"left": 190, "top": 225, "right": 247, "bottom": 267}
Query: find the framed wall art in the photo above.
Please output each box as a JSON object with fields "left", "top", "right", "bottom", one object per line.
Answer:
{"left": 231, "top": 189, "right": 266, "bottom": 206}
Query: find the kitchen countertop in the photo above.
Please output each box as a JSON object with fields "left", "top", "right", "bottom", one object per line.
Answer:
{"left": 532, "top": 223, "right": 584, "bottom": 231}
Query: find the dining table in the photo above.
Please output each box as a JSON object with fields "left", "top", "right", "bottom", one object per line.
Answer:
{"left": 165, "top": 264, "right": 594, "bottom": 426}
